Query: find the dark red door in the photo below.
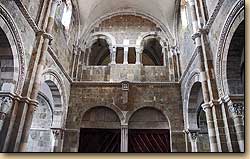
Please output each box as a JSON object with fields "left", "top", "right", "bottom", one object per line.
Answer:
{"left": 128, "top": 129, "right": 171, "bottom": 153}
{"left": 78, "top": 128, "right": 121, "bottom": 153}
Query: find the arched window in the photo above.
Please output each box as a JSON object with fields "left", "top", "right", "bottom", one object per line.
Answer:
{"left": 61, "top": 0, "right": 72, "bottom": 30}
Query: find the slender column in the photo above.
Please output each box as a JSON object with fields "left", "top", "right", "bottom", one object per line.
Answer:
{"left": 123, "top": 47, "right": 129, "bottom": 64}
{"left": 72, "top": 45, "right": 81, "bottom": 80}
{"left": 162, "top": 47, "right": 167, "bottom": 66}
{"left": 187, "top": 129, "right": 199, "bottom": 152}
{"left": 109, "top": 46, "right": 116, "bottom": 65}
{"left": 121, "top": 124, "right": 128, "bottom": 152}
{"left": 18, "top": 0, "right": 62, "bottom": 152}
{"left": 171, "top": 47, "right": 178, "bottom": 81}
{"left": 168, "top": 46, "right": 175, "bottom": 81}
{"left": 183, "top": 130, "right": 189, "bottom": 152}
{"left": 224, "top": 96, "right": 244, "bottom": 152}
{"left": 1, "top": 96, "right": 20, "bottom": 152}
{"left": 76, "top": 50, "right": 85, "bottom": 81}
{"left": 51, "top": 128, "right": 64, "bottom": 152}
{"left": 70, "top": 45, "right": 77, "bottom": 78}
{"left": 0, "top": 95, "right": 13, "bottom": 131}
{"left": 176, "top": 48, "right": 182, "bottom": 78}
{"left": 188, "top": 0, "right": 223, "bottom": 152}
{"left": 135, "top": 47, "right": 142, "bottom": 64}
{"left": 202, "top": 103, "right": 218, "bottom": 152}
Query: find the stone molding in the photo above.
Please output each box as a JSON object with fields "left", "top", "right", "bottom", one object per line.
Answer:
{"left": 0, "top": 4, "right": 26, "bottom": 95}
{"left": 215, "top": 0, "right": 244, "bottom": 96}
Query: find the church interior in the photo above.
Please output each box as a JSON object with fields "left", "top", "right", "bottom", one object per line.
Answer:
{"left": 0, "top": 0, "right": 245, "bottom": 152}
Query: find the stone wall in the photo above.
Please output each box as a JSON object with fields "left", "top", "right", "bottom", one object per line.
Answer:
{"left": 81, "top": 65, "right": 170, "bottom": 82}
{"left": 63, "top": 82, "right": 185, "bottom": 152}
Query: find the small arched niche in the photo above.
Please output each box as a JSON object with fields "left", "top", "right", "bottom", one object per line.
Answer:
{"left": 88, "top": 39, "right": 110, "bottom": 66}
{"left": 187, "top": 82, "right": 210, "bottom": 152}
{"left": 79, "top": 106, "right": 121, "bottom": 152}
{"left": 142, "top": 38, "right": 163, "bottom": 66}
{"left": 128, "top": 107, "right": 170, "bottom": 152}
{"left": 187, "top": 82, "right": 203, "bottom": 129}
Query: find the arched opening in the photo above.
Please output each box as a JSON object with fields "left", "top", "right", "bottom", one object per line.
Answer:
{"left": 188, "top": 82, "right": 209, "bottom": 152}
{"left": 128, "top": 107, "right": 170, "bottom": 152}
{"left": 225, "top": 20, "right": 245, "bottom": 152}
{"left": 79, "top": 106, "right": 121, "bottom": 152}
{"left": 0, "top": 27, "right": 15, "bottom": 92}
{"left": 27, "top": 80, "right": 63, "bottom": 152}
{"left": 88, "top": 39, "right": 110, "bottom": 66}
{"left": 226, "top": 21, "right": 244, "bottom": 95}
{"left": 142, "top": 38, "right": 163, "bottom": 66}
{"left": 0, "top": 27, "right": 16, "bottom": 144}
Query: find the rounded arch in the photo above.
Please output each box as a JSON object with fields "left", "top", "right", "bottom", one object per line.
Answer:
{"left": 187, "top": 82, "right": 203, "bottom": 129}
{"left": 182, "top": 70, "right": 200, "bottom": 128}
{"left": 126, "top": 106, "right": 171, "bottom": 128}
{"left": 80, "top": 11, "right": 174, "bottom": 46}
{"left": 87, "top": 32, "right": 116, "bottom": 47}
{"left": 81, "top": 106, "right": 121, "bottom": 129}
{"left": 41, "top": 69, "right": 67, "bottom": 128}
{"left": 80, "top": 105, "right": 124, "bottom": 125}
{"left": 126, "top": 106, "right": 172, "bottom": 152}
{"left": 87, "top": 38, "right": 111, "bottom": 66}
{"left": 137, "top": 32, "right": 167, "bottom": 47}
{"left": 0, "top": 4, "right": 25, "bottom": 94}
{"left": 215, "top": 0, "right": 244, "bottom": 96}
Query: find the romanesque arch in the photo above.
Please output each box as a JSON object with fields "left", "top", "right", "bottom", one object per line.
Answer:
{"left": 78, "top": 106, "right": 121, "bottom": 152}
{"left": 216, "top": 0, "right": 244, "bottom": 96}
{"left": 26, "top": 70, "right": 66, "bottom": 152}
{"left": 127, "top": 106, "right": 171, "bottom": 152}
{"left": 0, "top": 4, "right": 25, "bottom": 94}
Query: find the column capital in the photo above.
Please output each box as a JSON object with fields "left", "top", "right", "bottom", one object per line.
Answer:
{"left": 201, "top": 102, "right": 211, "bottom": 110}
{"left": 209, "top": 100, "right": 220, "bottom": 107}
{"left": 51, "top": 128, "right": 64, "bottom": 139}
{"left": 186, "top": 129, "right": 199, "bottom": 142}
{"left": 52, "top": 0, "right": 63, "bottom": 6}
{"left": 191, "top": 32, "right": 201, "bottom": 42}
{"left": 228, "top": 103, "right": 244, "bottom": 116}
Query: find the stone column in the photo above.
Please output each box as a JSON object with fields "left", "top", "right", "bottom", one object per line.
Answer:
{"left": 70, "top": 45, "right": 78, "bottom": 78}
{"left": 51, "top": 128, "right": 64, "bottom": 152}
{"left": 135, "top": 47, "right": 142, "bottom": 64}
{"left": 18, "top": 0, "right": 62, "bottom": 152}
{"left": 0, "top": 95, "right": 13, "bottom": 131}
{"left": 167, "top": 45, "right": 174, "bottom": 81}
{"left": 109, "top": 46, "right": 116, "bottom": 65}
{"left": 188, "top": 0, "right": 229, "bottom": 152}
{"left": 171, "top": 47, "right": 178, "bottom": 81}
{"left": 224, "top": 96, "right": 244, "bottom": 152}
{"left": 73, "top": 46, "right": 81, "bottom": 80}
{"left": 201, "top": 103, "right": 218, "bottom": 152}
{"left": 1, "top": 95, "right": 20, "bottom": 152}
{"left": 176, "top": 48, "right": 182, "bottom": 78}
{"left": 121, "top": 124, "right": 128, "bottom": 152}
{"left": 162, "top": 47, "right": 167, "bottom": 66}
{"left": 123, "top": 47, "right": 129, "bottom": 64}
{"left": 187, "top": 129, "right": 199, "bottom": 152}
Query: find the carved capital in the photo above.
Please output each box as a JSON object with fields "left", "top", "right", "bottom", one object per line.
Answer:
{"left": 228, "top": 103, "right": 244, "bottom": 116}
{"left": 191, "top": 32, "right": 201, "bottom": 42}
{"left": 51, "top": 128, "right": 64, "bottom": 139}
{"left": 187, "top": 129, "right": 199, "bottom": 142}
{"left": 53, "top": 0, "right": 63, "bottom": 6}
{"left": 0, "top": 96, "right": 13, "bottom": 115}
{"left": 0, "top": 112, "right": 7, "bottom": 120}
{"left": 43, "top": 33, "right": 54, "bottom": 45}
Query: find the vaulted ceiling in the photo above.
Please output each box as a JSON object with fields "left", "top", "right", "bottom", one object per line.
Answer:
{"left": 77, "top": 0, "right": 178, "bottom": 39}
